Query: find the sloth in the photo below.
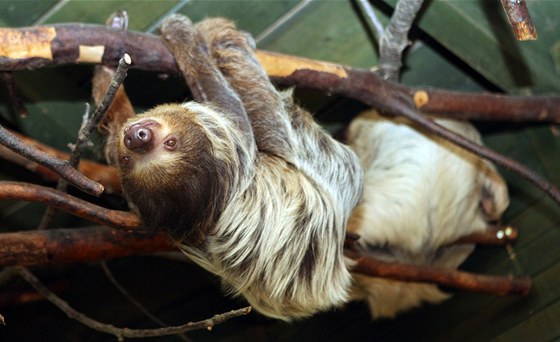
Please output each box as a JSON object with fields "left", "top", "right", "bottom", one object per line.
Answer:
{"left": 95, "top": 15, "right": 363, "bottom": 320}
{"left": 345, "top": 110, "right": 509, "bottom": 319}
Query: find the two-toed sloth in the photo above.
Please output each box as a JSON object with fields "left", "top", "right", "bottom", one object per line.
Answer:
{"left": 94, "top": 14, "right": 508, "bottom": 321}
{"left": 96, "top": 15, "right": 363, "bottom": 320}
{"left": 346, "top": 111, "right": 509, "bottom": 318}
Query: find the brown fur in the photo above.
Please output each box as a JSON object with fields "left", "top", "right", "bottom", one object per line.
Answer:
{"left": 95, "top": 15, "right": 363, "bottom": 320}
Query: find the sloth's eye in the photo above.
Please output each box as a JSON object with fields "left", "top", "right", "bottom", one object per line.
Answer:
{"left": 164, "top": 138, "right": 178, "bottom": 150}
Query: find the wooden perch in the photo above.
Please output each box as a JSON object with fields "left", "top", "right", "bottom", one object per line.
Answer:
{"left": 0, "top": 24, "right": 557, "bottom": 122}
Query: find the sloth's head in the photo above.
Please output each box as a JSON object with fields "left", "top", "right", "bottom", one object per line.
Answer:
{"left": 116, "top": 102, "right": 225, "bottom": 244}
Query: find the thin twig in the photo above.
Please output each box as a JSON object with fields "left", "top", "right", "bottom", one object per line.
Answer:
{"left": 36, "top": 206, "right": 56, "bottom": 230}
{"left": 37, "top": 54, "right": 129, "bottom": 229}
{"left": 16, "top": 267, "right": 251, "bottom": 340}
{"left": 500, "top": 0, "right": 538, "bottom": 41}
{"left": 378, "top": 0, "right": 424, "bottom": 81}
{"left": 41, "top": 56, "right": 127, "bottom": 221}
{"left": 37, "top": 105, "right": 92, "bottom": 229}
{"left": 69, "top": 54, "right": 131, "bottom": 169}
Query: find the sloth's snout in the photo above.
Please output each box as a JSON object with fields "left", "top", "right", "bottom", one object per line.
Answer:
{"left": 124, "top": 121, "right": 155, "bottom": 153}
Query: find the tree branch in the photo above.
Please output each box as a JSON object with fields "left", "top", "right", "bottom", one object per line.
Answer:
{"left": 0, "top": 24, "right": 557, "bottom": 122}
{"left": 68, "top": 54, "right": 130, "bottom": 170}
{"left": 453, "top": 225, "right": 518, "bottom": 245}
{"left": 278, "top": 68, "right": 560, "bottom": 207}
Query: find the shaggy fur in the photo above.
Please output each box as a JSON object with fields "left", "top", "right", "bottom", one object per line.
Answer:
{"left": 109, "top": 15, "right": 363, "bottom": 320}
{"left": 346, "top": 110, "right": 509, "bottom": 318}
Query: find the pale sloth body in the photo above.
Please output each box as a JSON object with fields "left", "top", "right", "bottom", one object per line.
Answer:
{"left": 347, "top": 110, "right": 509, "bottom": 318}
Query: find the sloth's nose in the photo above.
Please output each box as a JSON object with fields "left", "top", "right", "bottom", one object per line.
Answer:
{"left": 124, "top": 123, "right": 154, "bottom": 153}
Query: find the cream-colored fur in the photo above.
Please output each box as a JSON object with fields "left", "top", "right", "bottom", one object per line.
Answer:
{"left": 157, "top": 16, "right": 363, "bottom": 320}
{"left": 346, "top": 110, "right": 509, "bottom": 318}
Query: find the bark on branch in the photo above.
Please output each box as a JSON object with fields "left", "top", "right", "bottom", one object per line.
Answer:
{"left": 0, "top": 24, "right": 557, "bottom": 122}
